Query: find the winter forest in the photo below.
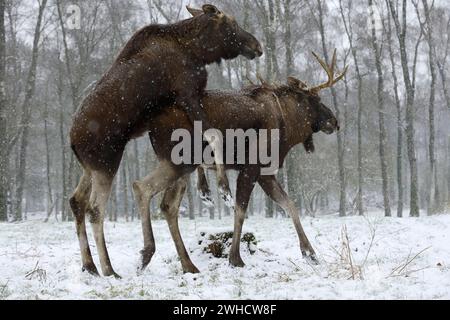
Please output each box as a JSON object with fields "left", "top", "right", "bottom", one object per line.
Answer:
{"left": 0, "top": 0, "right": 450, "bottom": 300}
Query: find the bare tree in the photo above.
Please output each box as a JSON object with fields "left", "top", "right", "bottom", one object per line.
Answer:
{"left": 339, "top": 0, "right": 364, "bottom": 216}
{"left": 0, "top": 0, "right": 7, "bottom": 222}
{"left": 385, "top": 9, "right": 404, "bottom": 217}
{"left": 309, "top": 0, "right": 347, "bottom": 217}
{"left": 13, "top": 0, "right": 48, "bottom": 221}
{"left": 388, "top": 0, "right": 420, "bottom": 217}
{"left": 369, "top": 0, "right": 391, "bottom": 217}
{"left": 414, "top": 0, "right": 441, "bottom": 214}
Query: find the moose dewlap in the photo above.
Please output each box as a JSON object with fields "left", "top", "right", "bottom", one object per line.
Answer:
{"left": 198, "top": 230, "right": 257, "bottom": 258}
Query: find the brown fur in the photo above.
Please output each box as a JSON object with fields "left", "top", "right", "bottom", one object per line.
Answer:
{"left": 147, "top": 82, "right": 338, "bottom": 170}
{"left": 70, "top": 5, "right": 262, "bottom": 176}
{"left": 136, "top": 78, "right": 339, "bottom": 272}
{"left": 68, "top": 4, "right": 262, "bottom": 277}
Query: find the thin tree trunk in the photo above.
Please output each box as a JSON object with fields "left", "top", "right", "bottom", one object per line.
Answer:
{"left": 388, "top": 0, "right": 420, "bottom": 217}
{"left": 187, "top": 176, "right": 195, "bottom": 220}
{"left": 339, "top": 0, "right": 364, "bottom": 216}
{"left": 43, "top": 100, "right": 55, "bottom": 222}
{"left": 387, "top": 12, "right": 404, "bottom": 217}
{"left": 14, "top": 0, "right": 47, "bottom": 221}
{"left": 447, "top": 137, "right": 450, "bottom": 206}
{"left": 419, "top": 0, "right": 439, "bottom": 214}
{"left": 370, "top": 0, "right": 391, "bottom": 217}
{"left": 57, "top": 64, "right": 67, "bottom": 221}
{"left": 284, "top": 0, "right": 293, "bottom": 77}
{"left": 122, "top": 152, "right": 129, "bottom": 222}
{"left": 315, "top": 0, "right": 346, "bottom": 217}
{"left": 0, "top": 0, "right": 7, "bottom": 222}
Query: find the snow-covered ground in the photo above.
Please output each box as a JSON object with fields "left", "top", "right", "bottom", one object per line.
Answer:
{"left": 1, "top": 211, "right": 449, "bottom": 300}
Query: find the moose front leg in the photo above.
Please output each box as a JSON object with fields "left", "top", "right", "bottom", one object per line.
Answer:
{"left": 229, "top": 169, "right": 259, "bottom": 267}
{"left": 177, "top": 94, "right": 234, "bottom": 208}
{"left": 258, "top": 175, "right": 318, "bottom": 264}
{"left": 197, "top": 166, "right": 214, "bottom": 207}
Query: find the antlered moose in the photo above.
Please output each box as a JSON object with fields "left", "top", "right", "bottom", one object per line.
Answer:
{"left": 134, "top": 50, "right": 347, "bottom": 273}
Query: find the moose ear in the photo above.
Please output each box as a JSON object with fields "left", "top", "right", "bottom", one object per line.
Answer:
{"left": 186, "top": 6, "right": 203, "bottom": 17}
{"left": 287, "top": 76, "right": 308, "bottom": 89}
{"left": 202, "top": 4, "right": 220, "bottom": 15}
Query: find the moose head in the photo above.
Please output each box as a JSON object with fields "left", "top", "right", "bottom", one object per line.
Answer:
{"left": 186, "top": 4, "right": 263, "bottom": 62}
{"left": 286, "top": 49, "right": 347, "bottom": 135}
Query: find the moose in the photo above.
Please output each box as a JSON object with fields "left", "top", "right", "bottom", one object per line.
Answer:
{"left": 69, "top": 4, "right": 262, "bottom": 278}
{"left": 133, "top": 50, "right": 347, "bottom": 273}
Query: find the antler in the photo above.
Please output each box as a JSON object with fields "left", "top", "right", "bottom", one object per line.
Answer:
{"left": 309, "top": 49, "right": 348, "bottom": 95}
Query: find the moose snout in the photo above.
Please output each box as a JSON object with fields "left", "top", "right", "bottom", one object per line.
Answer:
{"left": 321, "top": 118, "right": 339, "bottom": 134}
{"left": 240, "top": 33, "right": 263, "bottom": 59}
{"left": 253, "top": 43, "right": 263, "bottom": 57}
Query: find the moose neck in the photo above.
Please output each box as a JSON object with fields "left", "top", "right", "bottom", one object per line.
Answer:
{"left": 277, "top": 94, "right": 315, "bottom": 151}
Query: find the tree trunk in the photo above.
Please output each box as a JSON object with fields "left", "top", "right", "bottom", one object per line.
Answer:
{"left": 187, "top": 176, "right": 195, "bottom": 220}
{"left": 387, "top": 12, "right": 404, "bottom": 218}
{"left": 283, "top": 0, "right": 293, "bottom": 78}
{"left": 420, "top": 0, "right": 439, "bottom": 214}
{"left": 388, "top": 0, "right": 420, "bottom": 217}
{"left": 43, "top": 101, "right": 54, "bottom": 222}
{"left": 0, "top": 0, "right": 7, "bottom": 222}
{"left": 315, "top": 0, "right": 346, "bottom": 217}
{"left": 370, "top": 0, "right": 391, "bottom": 217}
{"left": 339, "top": 0, "right": 364, "bottom": 216}
{"left": 122, "top": 152, "right": 129, "bottom": 222}
{"left": 14, "top": 0, "right": 47, "bottom": 221}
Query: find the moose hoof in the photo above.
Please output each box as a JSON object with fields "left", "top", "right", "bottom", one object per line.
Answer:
{"left": 104, "top": 270, "right": 122, "bottom": 279}
{"left": 302, "top": 250, "right": 319, "bottom": 265}
{"left": 183, "top": 264, "right": 201, "bottom": 274}
{"left": 139, "top": 247, "right": 156, "bottom": 272}
{"left": 82, "top": 263, "right": 100, "bottom": 277}
{"left": 229, "top": 256, "right": 246, "bottom": 268}
{"left": 220, "top": 190, "right": 235, "bottom": 208}
{"left": 200, "top": 193, "right": 215, "bottom": 208}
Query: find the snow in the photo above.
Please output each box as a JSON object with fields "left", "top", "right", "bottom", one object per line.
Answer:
{"left": 1, "top": 211, "right": 450, "bottom": 300}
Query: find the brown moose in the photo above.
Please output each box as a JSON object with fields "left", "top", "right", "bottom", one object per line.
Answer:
{"left": 134, "top": 50, "right": 346, "bottom": 273}
{"left": 69, "top": 4, "right": 262, "bottom": 278}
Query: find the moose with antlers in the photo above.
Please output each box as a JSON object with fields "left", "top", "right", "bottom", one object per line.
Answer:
{"left": 69, "top": 4, "right": 262, "bottom": 278}
{"left": 134, "top": 50, "right": 347, "bottom": 273}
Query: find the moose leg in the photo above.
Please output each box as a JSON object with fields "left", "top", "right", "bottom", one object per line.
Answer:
{"left": 203, "top": 129, "right": 234, "bottom": 208}
{"left": 70, "top": 170, "right": 99, "bottom": 276}
{"left": 178, "top": 95, "right": 234, "bottom": 208}
{"left": 258, "top": 175, "right": 318, "bottom": 264}
{"left": 86, "top": 171, "right": 120, "bottom": 278}
{"left": 133, "top": 161, "right": 187, "bottom": 272}
{"left": 229, "top": 169, "right": 259, "bottom": 267}
{"left": 161, "top": 177, "right": 200, "bottom": 274}
{"left": 197, "top": 166, "right": 214, "bottom": 207}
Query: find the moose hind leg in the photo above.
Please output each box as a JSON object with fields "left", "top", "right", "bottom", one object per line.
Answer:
{"left": 132, "top": 161, "right": 186, "bottom": 272}
{"left": 229, "top": 170, "right": 259, "bottom": 267}
{"left": 259, "top": 175, "right": 318, "bottom": 264}
{"left": 70, "top": 170, "right": 99, "bottom": 276}
{"left": 161, "top": 177, "right": 200, "bottom": 274}
{"left": 87, "top": 171, "right": 120, "bottom": 278}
